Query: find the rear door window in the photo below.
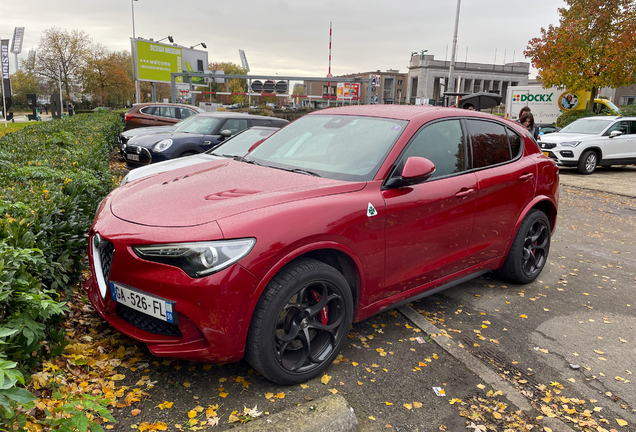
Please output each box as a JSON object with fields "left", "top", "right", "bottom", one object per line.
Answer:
{"left": 466, "top": 119, "right": 512, "bottom": 169}
{"left": 157, "top": 106, "right": 177, "bottom": 119}
{"left": 222, "top": 119, "right": 249, "bottom": 134}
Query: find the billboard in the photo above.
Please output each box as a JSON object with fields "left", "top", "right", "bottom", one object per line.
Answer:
{"left": 131, "top": 38, "right": 208, "bottom": 84}
{"left": 336, "top": 83, "right": 360, "bottom": 100}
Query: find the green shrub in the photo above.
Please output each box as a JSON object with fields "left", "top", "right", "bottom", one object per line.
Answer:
{"left": 0, "top": 112, "right": 123, "bottom": 428}
{"left": 620, "top": 103, "right": 636, "bottom": 117}
{"left": 555, "top": 109, "right": 602, "bottom": 128}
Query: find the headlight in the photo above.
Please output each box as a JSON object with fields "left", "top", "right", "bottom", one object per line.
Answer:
{"left": 153, "top": 139, "right": 173, "bottom": 153}
{"left": 133, "top": 238, "right": 256, "bottom": 278}
{"left": 559, "top": 141, "right": 581, "bottom": 147}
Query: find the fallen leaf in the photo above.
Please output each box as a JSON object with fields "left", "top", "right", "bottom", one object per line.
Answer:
{"left": 219, "top": 392, "right": 228, "bottom": 398}
{"left": 616, "top": 419, "right": 628, "bottom": 426}
{"left": 300, "top": 384, "right": 309, "bottom": 389}
{"left": 264, "top": 392, "right": 274, "bottom": 399}
{"left": 385, "top": 401, "right": 393, "bottom": 405}
{"left": 369, "top": 416, "right": 376, "bottom": 420}
{"left": 321, "top": 375, "right": 332, "bottom": 385}
{"left": 328, "top": 389, "right": 338, "bottom": 394}
{"left": 413, "top": 401, "right": 422, "bottom": 409}
{"left": 132, "top": 409, "right": 141, "bottom": 416}
{"left": 275, "top": 393, "right": 285, "bottom": 399}
{"left": 519, "top": 314, "right": 528, "bottom": 319}
{"left": 183, "top": 382, "right": 191, "bottom": 388}
{"left": 111, "top": 374, "right": 125, "bottom": 381}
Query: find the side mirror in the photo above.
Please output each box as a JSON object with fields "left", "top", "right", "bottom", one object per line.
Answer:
{"left": 385, "top": 157, "right": 436, "bottom": 188}
{"left": 609, "top": 130, "right": 623, "bottom": 138}
{"left": 220, "top": 129, "right": 232, "bottom": 138}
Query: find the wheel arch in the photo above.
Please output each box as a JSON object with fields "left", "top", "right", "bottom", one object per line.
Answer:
{"left": 497, "top": 196, "right": 558, "bottom": 269}
{"left": 237, "top": 243, "right": 364, "bottom": 354}
{"left": 581, "top": 146, "right": 603, "bottom": 161}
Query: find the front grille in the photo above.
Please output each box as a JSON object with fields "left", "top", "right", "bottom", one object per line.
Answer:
{"left": 117, "top": 303, "right": 182, "bottom": 337}
{"left": 541, "top": 143, "right": 556, "bottom": 149}
{"left": 124, "top": 146, "right": 152, "bottom": 165}
{"left": 99, "top": 241, "right": 115, "bottom": 282}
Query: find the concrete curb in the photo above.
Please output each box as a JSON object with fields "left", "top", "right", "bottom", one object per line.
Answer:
{"left": 398, "top": 305, "right": 573, "bottom": 432}
{"left": 234, "top": 394, "right": 359, "bottom": 432}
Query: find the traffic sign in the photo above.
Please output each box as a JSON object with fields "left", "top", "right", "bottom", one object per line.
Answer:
{"left": 263, "top": 80, "right": 275, "bottom": 93}
{"left": 275, "top": 81, "right": 287, "bottom": 94}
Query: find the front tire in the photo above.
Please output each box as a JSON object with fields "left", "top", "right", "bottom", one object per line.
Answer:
{"left": 577, "top": 150, "right": 598, "bottom": 174}
{"left": 245, "top": 258, "right": 353, "bottom": 385}
{"left": 500, "top": 209, "right": 550, "bottom": 284}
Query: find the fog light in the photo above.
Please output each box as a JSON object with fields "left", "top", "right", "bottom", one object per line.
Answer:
{"left": 560, "top": 150, "right": 574, "bottom": 158}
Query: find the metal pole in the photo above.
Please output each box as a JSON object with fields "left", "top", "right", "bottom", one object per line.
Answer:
{"left": 151, "top": 82, "right": 156, "bottom": 102}
{"left": 132, "top": 0, "right": 140, "bottom": 104}
{"left": 58, "top": 64, "right": 64, "bottom": 115}
{"left": 1, "top": 74, "right": 7, "bottom": 128}
{"left": 447, "top": 0, "right": 461, "bottom": 106}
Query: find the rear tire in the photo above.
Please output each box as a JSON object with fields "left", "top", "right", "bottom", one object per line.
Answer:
{"left": 577, "top": 150, "right": 597, "bottom": 175}
{"left": 500, "top": 209, "right": 550, "bottom": 284}
{"left": 245, "top": 258, "right": 353, "bottom": 385}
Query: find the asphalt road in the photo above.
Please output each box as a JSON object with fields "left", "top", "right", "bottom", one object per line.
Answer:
{"left": 108, "top": 170, "right": 636, "bottom": 431}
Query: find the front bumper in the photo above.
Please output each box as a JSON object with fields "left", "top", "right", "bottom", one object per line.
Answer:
{"left": 85, "top": 223, "right": 260, "bottom": 363}
{"left": 542, "top": 150, "right": 578, "bottom": 167}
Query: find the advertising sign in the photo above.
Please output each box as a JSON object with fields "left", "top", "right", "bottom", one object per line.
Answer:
{"left": 131, "top": 38, "right": 208, "bottom": 84}
{"left": 336, "top": 83, "right": 360, "bottom": 100}
{"left": 1, "top": 39, "right": 13, "bottom": 121}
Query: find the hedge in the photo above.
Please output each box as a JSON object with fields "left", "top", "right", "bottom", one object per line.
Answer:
{"left": 0, "top": 112, "right": 123, "bottom": 426}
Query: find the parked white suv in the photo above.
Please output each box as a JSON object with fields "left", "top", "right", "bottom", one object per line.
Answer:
{"left": 538, "top": 116, "right": 636, "bottom": 174}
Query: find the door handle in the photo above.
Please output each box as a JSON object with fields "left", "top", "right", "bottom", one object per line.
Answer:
{"left": 519, "top": 173, "right": 534, "bottom": 181}
{"left": 455, "top": 188, "right": 475, "bottom": 198}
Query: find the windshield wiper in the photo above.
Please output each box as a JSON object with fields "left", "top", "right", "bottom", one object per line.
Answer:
{"left": 233, "top": 155, "right": 261, "bottom": 165}
{"left": 270, "top": 166, "right": 322, "bottom": 177}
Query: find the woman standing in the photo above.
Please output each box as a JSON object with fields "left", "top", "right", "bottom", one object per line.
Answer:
{"left": 520, "top": 112, "right": 539, "bottom": 140}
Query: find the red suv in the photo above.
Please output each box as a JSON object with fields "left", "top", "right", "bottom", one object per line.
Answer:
{"left": 124, "top": 103, "right": 204, "bottom": 130}
{"left": 86, "top": 106, "right": 559, "bottom": 384}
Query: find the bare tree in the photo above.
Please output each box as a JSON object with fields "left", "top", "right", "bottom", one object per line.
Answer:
{"left": 34, "top": 28, "right": 92, "bottom": 100}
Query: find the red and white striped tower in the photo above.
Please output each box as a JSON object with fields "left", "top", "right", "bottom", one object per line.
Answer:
{"left": 327, "top": 22, "right": 333, "bottom": 105}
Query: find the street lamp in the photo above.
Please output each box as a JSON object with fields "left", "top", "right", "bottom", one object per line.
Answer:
{"left": 190, "top": 43, "right": 207, "bottom": 49}
{"left": 132, "top": 0, "right": 139, "bottom": 103}
{"left": 156, "top": 36, "right": 174, "bottom": 43}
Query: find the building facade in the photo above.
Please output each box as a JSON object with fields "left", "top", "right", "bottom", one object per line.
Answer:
{"left": 407, "top": 53, "right": 530, "bottom": 105}
{"left": 300, "top": 70, "right": 408, "bottom": 108}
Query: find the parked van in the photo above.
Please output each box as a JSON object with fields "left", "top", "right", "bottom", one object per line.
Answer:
{"left": 505, "top": 85, "right": 620, "bottom": 124}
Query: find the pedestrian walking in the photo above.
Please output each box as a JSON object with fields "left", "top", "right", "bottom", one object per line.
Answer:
{"left": 520, "top": 112, "right": 539, "bottom": 140}
{"left": 45, "top": 105, "right": 48, "bottom": 115}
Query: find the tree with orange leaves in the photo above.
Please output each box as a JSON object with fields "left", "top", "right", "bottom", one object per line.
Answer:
{"left": 525, "top": 0, "right": 636, "bottom": 108}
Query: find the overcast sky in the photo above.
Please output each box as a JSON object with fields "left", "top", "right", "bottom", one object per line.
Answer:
{"left": 3, "top": 0, "right": 565, "bottom": 78}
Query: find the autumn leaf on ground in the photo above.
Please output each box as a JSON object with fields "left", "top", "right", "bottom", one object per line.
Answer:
{"left": 188, "top": 410, "right": 197, "bottom": 418}
{"left": 369, "top": 416, "right": 376, "bottom": 420}
{"left": 413, "top": 401, "right": 423, "bottom": 409}
{"left": 404, "top": 403, "right": 413, "bottom": 410}
{"left": 321, "top": 374, "right": 332, "bottom": 385}
{"left": 300, "top": 384, "right": 309, "bottom": 389}
{"left": 183, "top": 381, "right": 191, "bottom": 388}
{"left": 519, "top": 314, "right": 528, "bottom": 319}
{"left": 329, "top": 389, "right": 338, "bottom": 394}
{"left": 275, "top": 393, "right": 285, "bottom": 399}
{"left": 385, "top": 401, "right": 393, "bottom": 405}
{"left": 111, "top": 374, "right": 125, "bottom": 381}
{"left": 131, "top": 409, "right": 141, "bottom": 416}
{"left": 616, "top": 419, "right": 628, "bottom": 426}
{"left": 264, "top": 392, "right": 274, "bottom": 399}
{"left": 449, "top": 398, "right": 462, "bottom": 405}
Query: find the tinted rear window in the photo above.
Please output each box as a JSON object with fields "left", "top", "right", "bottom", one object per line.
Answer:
{"left": 466, "top": 119, "right": 511, "bottom": 168}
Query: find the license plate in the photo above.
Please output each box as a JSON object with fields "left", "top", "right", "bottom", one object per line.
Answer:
{"left": 127, "top": 153, "right": 140, "bottom": 161}
{"left": 110, "top": 282, "right": 177, "bottom": 324}
{"left": 542, "top": 151, "right": 549, "bottom": 157}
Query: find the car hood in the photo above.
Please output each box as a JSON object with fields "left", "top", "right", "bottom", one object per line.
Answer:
{"left": 122, "top": 153, "right": 224, "bottom": 184}
{"left": 129, "top": 132, "right": 206, "bottom": 148}
{"left": 110, "top": 159, "right": 366, "bottom": 227}
{"left": 121, "top": 125, "right": 176, "bottom": 138}
{"left": 539, "top": 132, "right": 597, "bottom": 144}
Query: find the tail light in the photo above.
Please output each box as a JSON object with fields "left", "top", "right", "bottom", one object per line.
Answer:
{"left": 124, "top": 114, "right": 133, "bottom": 122}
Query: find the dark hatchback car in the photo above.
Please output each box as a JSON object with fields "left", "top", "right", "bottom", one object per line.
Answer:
{"left": 122, "top": 113, "right": 289, "bottom": 167}
{"left": 87, "top": 106, "right": 559, "bottom": 385}
{"left": 124, "top": 103, "right": 204, "bottom": 130}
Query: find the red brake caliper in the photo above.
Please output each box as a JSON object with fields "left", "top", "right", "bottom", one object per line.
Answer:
{"left": 310, "top": 290, "right": 329, "bottom": 326}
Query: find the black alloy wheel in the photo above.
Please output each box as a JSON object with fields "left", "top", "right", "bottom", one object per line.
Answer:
{"left": 500, "top": 209, "right": 551, "bottom": 284}
{"left": 245, "top": 258, "right": 353, "bottom": 385}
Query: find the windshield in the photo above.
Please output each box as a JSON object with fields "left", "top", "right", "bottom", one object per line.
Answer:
{"left": 604, "top": 100, "right": 621, "bottom": 114}
{"left": 174, "top": 116, "right": 222, "bottom": 134}
{"left": 247, "top": 115, "right": 407, "bottom": 181}
{"left": 560, "top": 118, "right": 613, "bottom": 134}
{"left": 207, "top": 128, "right": 276, "bottom": 157}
